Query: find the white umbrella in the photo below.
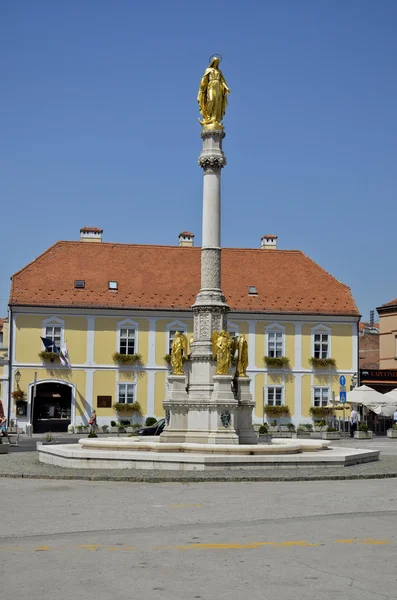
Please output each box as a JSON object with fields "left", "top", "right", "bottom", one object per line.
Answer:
{"left": 353, "top": 385, "right": 397, "bottom": 417}
{"left": 384, "top": 388, "right": 397, "bottom": 403}
{"left": 334, "top": 385, "right": 384, "bottom": 406}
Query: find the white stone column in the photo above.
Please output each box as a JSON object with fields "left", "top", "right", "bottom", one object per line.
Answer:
{"left": 161, "top": 126, "right": 246, "bottom": 445}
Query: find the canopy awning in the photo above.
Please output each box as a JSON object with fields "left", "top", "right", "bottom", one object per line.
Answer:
{"left": 331, "top": 385, "right": 397, "bottom": 417}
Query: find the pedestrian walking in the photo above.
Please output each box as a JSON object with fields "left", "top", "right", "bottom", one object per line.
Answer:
{"left": 88, "top": 409, "right": 97, "bottom": 433}
{"left": 0, "top": 415, "right": 11, "bottom": 444}
{"left": 350, "top": 407, "right": 359, "bottom": 437}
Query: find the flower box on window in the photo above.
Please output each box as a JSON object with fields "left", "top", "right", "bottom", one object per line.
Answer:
{"left": 112, "top": 402, "right": 142, "bottom": 415}
{"left": 309, "top": 357, "right": 336, "bottom": 369}
{"left": 112, "top": 353, "right": 143, "bottom": 366}
{"left": 264, "top": 405, "right": 290, "bottom": 418}
{"left": 38, "top": 351, "right": 60, "bottom": 363}
{"left": 264, "top": 356, "right": 290, "bottom": 369}
{"left": 309, "top": 406, "right": 334, "bottom": 418}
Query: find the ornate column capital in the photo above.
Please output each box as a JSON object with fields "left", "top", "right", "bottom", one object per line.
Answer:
{"left": 198, "top": 156, "right": 226, "bottom": 173}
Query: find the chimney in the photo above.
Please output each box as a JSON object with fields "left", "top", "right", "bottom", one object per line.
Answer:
{"left": 261, "top": 234, "right": 277, "bottom": 249}
{"left": 178, "top": 231, "right": 195, "bottom": 247}
{"left": 80, "top": 227, "right": 103, "bottom": 243}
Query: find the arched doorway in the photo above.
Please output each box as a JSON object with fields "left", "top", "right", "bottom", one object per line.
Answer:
{"left": 32, "top": 381, "right": 73, "bottom": 433}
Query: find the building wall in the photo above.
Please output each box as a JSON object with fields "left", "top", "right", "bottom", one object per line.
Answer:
{"left": 379, "top": 311, "right": 397, "bottom": 368}
{"left": 0, "top": 319, "right": 9, "bottom": 417}
{"left": 9, "top": 308, "right": 358, "bottom": 429}
{"left": 359, "top": 332, "right": 380, "bottom": 369}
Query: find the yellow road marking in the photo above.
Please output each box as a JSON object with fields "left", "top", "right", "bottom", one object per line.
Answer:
{"left": 174, "top": 541, "right": 319, "bottom": 550}
{"left": 360, "top": 538, "right": 390, "bottom": 545}
{"left": 336, "top": 538, "right": 390, "bottom": 546}
{"left": 75, "top": 544, "right": 101, "bottom": 551}
{"left": 0, "top": 538, "right": 391, "bottom": 553}
{"left": 335, "top": 539, "right": 355, "bottom": 544}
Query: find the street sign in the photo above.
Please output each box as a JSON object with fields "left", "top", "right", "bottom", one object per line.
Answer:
{"left": 339, "top": 375, "right": 346, "bottom": 387}
{"left": 340, "top": 391, "right": 347, "bottom": 403}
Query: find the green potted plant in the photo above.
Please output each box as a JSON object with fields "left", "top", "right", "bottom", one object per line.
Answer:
{"left": 354, "top": 422, "right": 372, "bottom": 439}
{"left": 387, "top": 423, "right": 397, "bottom": 438}
{"left": 268, "top": 419, "right": 279, "bottom": 433}
{"left": 112, "top": 352, "right": 144, "bottom": 367}
{"left": 113, "top": 401, "right": 142, "bottom": 418}
{"left": 310, "top": 406, "right": 334, "bottom": 420}
{"left": 12, "top": 390, "right": 28, "bottom": 416}
{"left": 314, "top": 419, "right": 326, "bottom": 432}
{"left": 297, "top": 423, "right": 311, "bottom": 437}
{"left": 322, "top": 426, "right": 341, "bottom": 440}
{"left": 38, "top": 350, "right": 61, "bottom": 364}
{"left": 309, "top": 357, "right": 336, "bottom": 369}
{"left": 101, "top": 425, "right": 109, "bottom": 434}
{"left": 264, "top": 356, "right": 290, "bottom": 369}
{"left": 258, "top": 423, "right": 272, "bottom": 444}
{"left": 264, "top": 405, "right": 290, "bottom": 419}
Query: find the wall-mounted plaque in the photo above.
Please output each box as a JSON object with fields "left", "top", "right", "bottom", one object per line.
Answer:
{"left": 97, "top": 395, "right": 112, "bottom": 408}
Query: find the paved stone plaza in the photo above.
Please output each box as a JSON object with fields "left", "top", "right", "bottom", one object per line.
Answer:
{"left": 2, "top": 436, "right": 397, "bottom": 481}
{"left": 1, "top": 475, "right": 397, "bottom": 600}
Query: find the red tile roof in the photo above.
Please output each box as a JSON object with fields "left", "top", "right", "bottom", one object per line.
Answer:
{"left": 9, "top": 242, "right": 360, "bottom": 316}
{"left": 359, "top": 321, "right": 379, "bottom": 331}
{"left": 380, "top": 298, "right": 397, "bottom": 309}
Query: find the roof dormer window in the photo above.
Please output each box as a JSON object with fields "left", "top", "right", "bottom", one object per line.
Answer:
{"left": 108, "top": 281, "right": 118, "bottom": 291}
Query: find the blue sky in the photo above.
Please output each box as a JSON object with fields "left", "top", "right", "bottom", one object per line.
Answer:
{"left": 1, "top": 0, "right": 396, "bottom": 319}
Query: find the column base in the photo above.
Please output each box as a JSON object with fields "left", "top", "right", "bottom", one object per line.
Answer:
{"left": 234, "top": 376, "right": 257, "bottom": 445}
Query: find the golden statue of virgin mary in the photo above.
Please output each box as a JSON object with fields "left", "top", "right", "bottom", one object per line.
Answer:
{"left": 197, "top": 56, "right": 230, "bottom": 130}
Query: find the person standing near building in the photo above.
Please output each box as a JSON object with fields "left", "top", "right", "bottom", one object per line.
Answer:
{"left": 350, "top": 407, "right": 359, "bottom": 437}
{"left": 393, "top": 409, "right": 397, "bottom": 425}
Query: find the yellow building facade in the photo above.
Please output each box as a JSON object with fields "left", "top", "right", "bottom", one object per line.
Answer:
{"left": 6, "top": 228, "right": 360, "bottom": 432}
{"left": 8, "top": 307, "right": 358, "bottom": 431}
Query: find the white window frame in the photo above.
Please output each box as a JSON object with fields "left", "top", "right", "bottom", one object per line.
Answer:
{"left": 42, "top": 316, "right": 64, "bottom": 349}
{"left": 311, "top": 324, "right": 331, "bottom": 359}
{"left": 117, "top": 382, "right": 136, "bottom": 404}
{"left": 117, "top": 318, "right": 139, "bottom": 356}
{"left": 227, "top": 321, "right": 239, "bottom": 341}
{"left": 265, "top": 385, "right": 284, "bottom": 406}
{"left": 312, "top": 386, "right": 330, "bottom": 407}
{"left": 166, "top": 320, "right": 188, "bottom": 355}
{"left": 265, "top": 323, "right": 285, "bottom": 358}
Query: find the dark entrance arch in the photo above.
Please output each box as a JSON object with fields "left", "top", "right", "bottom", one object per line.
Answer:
{"left": 32, "top": 382, "right": 72, "bottom": 433}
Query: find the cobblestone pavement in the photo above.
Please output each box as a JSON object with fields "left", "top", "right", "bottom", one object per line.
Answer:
{"left": 2, "top": 442, "right": 397, "bottom": 481}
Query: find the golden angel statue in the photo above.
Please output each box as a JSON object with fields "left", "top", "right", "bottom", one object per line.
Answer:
{"left": 197, "top": 56, "right": 230, "bottom": 130}
{"left": 212, "top": 329, "right": 232, "bottom": 375}
{"left": 170, "top": 331, "right": 188, "bottom": 375}
{"left": 235, "top": 335, "right": 249, "bottom": 377}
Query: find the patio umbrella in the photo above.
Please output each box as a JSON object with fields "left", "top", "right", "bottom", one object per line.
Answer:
{"left": 384, "top": 388, "right": 397, "bottom": 403}
{"left": 352, "top": 385, "right": 397, "bottom": 417}
{"left": 334, "top": 385, "right": 384, "bottom": 406}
